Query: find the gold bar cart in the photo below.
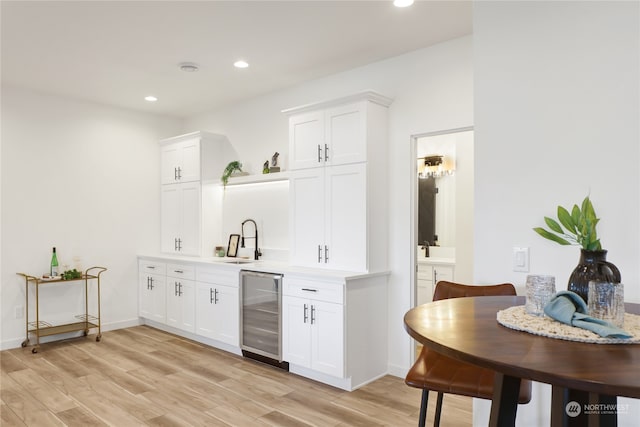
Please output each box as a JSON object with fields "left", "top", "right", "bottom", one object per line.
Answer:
{"left": 17, "top": 266, "right": 107, "bottom": 353}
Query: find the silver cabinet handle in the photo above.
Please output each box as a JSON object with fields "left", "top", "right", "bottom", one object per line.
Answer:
{"left": 301, "top": 288, "right": 317, "bottom": 292}
{"left": 317, "top": 245, "right": 322, "bottom": 263}
{"left": 174, "top": 270, "right": 183, "bottom": 274}
{"left": 311, "top": 305, "right": 316, "bottom": 325}
{"left": 324, "top": 245, "right": 329, "bottom": 263}
{"left": 147, "top": 266, "right": 156, "bottom": 270}
{"left": 178, "top": 283, "right": 183, "bottom": 297}
{"left": 317, "top": 145, "right": 322, "bottom": 163}
{"left": 149, "top": 277, "right": 154, "bottom": 290}
{"left": 177, "top": 166, "right": 182, "bottom": 180}
{"left": 324, "top": 144, "right": 329, "bottom": 161}
{"left": 174, "top": 282, "right": 179, "bottom": 296}
{"left": 303, "top": 303, "right": 308, "bottom": 323}
{"left": 174, "top": 167, "right": 178, "bottom": 181}
{"left": 209, "top": 288, "right": 214, "bottom": 304}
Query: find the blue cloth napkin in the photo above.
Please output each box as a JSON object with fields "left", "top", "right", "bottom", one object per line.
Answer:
{"left": 543, "top": 291, "right": 632, "bottom": 339}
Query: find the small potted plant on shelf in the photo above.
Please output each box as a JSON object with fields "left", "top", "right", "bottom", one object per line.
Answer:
{"left": 221, "top": 161, "right": 243, "bottom": 187}
{"left": 533, "top": 195, "right": 620, "bottom": 302}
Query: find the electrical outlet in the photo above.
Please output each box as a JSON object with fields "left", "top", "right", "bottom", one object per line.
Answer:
{"left": 15, "top": 306, "right": 24, "bottom": 319}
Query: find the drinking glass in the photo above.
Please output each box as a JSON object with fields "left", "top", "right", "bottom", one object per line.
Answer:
{"left": 588, "top": 280, "right": 624, "bottom": 328}
{"left": 525, "top": 274, "right": 556, "bottom": 316}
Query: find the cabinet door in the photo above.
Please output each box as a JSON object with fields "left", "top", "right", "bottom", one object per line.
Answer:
{"left": 289, "top": 169, "right": 325, "bottom": 268}
{"left": 325, "top": 102, "right": 366, "bottom": 166}
{"left": 179, "top": 182, "right": 201, "bottom": 256}
{"left": 324, "top": 163, "right": 367, "bottom": 271}
{"left": 140, "top": 273, "right": 166, "bottom": 323}
{"left": 434, "top": 265, "right": 454, "bottom": 284}
{"left": 212, "top": 284, "right": 239, "bottom": 345}
{"left": 161, "top": 143, "right": 181, "bottom": 184}
{"left": 311, "top": 300, "right": 344, "bottom": 377}
{"left": 289, "top": 111, "right": 324, "bottom": 170}
{"left": 282, "top": 295, "right": 311, "bottom": 368}
{"left": 161, "top": 182, "right": 201, "bottom": 256}
{"left": 179, "top": 138, "right": 201, "bottom": 183}
{"left": 166, "top": 278, "right": 195, "bottom": 332}
{"left": 161, "top": 139, "right": 201, "bottom": 184}
{"left": 161, "top": 185, "right": 181, "bottom": 253}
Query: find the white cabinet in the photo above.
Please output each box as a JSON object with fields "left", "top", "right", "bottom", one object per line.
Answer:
{"left": 288, "top": 102, "right": 366, "bottom": 170}
{"left": 285, "top": 92, "right": 392, "bottom": 273}
{"left": 165, "top": 264, "right": 196, "bottom": 333}
{"left": 195, "top": 266, "right": 239, "bottom": 346}
{"left": 290, "top": 163, "right": 366, "bottom": 271}
{"left": 161, "top": 136, "right": 201, "bottom": 184}
{"left": 417, "top": 263, "right": 454, "bottom": 305}
{"left": 282, "top": 280, "right": 344, "bottom": 378}
{"left": 159, "top": 131, "right": 232, "bottom": 257}
{"left": 139, "top": 260, "right": 167, "bottom": 323}
{"left": 161, "top": 182, "right": 201, "bottom": 256}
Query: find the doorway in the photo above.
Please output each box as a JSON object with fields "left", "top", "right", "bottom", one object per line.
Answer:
{"left": 411, "top": 127, "right": 474, "bottom": 311}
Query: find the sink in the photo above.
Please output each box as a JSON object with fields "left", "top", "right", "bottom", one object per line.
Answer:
{"left": 213, "top": 257, "right": 255, "bottom": 264}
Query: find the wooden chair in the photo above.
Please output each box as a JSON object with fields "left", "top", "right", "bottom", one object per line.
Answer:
{"left": 405, "top": 281, "right": 532, "bottom": 427}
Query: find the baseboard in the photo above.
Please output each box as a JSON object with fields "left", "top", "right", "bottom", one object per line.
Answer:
{"left": 387, "top": 362, "right": 408, "bottom": 378}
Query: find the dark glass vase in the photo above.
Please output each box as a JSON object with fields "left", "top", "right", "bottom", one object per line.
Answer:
{"left": 568, "top": 249, "right": 621, "bottom": 303}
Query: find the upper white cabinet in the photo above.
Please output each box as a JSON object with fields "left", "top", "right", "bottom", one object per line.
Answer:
{"left": 284, "top": 91, "right": 392, "bottom": 272}
{"left": 285, "top": 92, "right": 391, "bottom": 170}
{"left": 161, "top": 137, "right": 201, "bottom": 184}
{"left": 159, "top": 131, "right": 233, "bottom": 257}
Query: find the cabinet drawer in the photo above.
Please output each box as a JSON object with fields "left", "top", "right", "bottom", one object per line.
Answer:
{"left": 139, "top": 260, "right": 166, "bottom": 275}
{"left": 417, "top": 264, "right": 433, "bottom": 280}
{"left": 283, "top": 278, "right": 344, "bottom": 304}
{"left": 196, "top": 266, "right": 239, "bottom": 287}
{"left": 167, "top": 263, "right": 195, "bottom": 280}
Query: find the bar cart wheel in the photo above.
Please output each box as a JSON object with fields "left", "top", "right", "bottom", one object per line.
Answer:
{"left": 96, "top": 334, "right": 102, "bottom": 342}
{"left": 31, "top": 347, "right": 38, "bottom": 354}
{"left": 21, "top": 340, "right": 28, "bottom": 347}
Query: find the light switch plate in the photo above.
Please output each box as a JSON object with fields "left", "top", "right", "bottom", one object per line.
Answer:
{"left": 513, "top": 247, "right": 529, "bottom": 272}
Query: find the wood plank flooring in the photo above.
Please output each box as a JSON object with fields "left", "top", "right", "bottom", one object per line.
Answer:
{"left": 0, "top": 326, "right": 472, "bottom": 426}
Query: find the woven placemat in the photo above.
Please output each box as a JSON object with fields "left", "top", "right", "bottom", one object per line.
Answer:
{"left": 497, "top": 305, "right": 640, "bottom": 344}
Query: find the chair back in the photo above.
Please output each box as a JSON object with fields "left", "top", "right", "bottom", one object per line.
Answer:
{"left": 432, "top": 281, "right": 516, "bottom": 302}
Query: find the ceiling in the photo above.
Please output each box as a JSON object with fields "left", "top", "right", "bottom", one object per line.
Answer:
{"left": 1, "top": 1, "right": 472, "bottom": 118}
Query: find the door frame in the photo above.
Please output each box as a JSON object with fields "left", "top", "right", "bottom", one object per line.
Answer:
{"left": 409, "top": 126, "right": 474, "bottom": 310}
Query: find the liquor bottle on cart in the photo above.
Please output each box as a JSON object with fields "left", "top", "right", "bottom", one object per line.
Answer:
{"left": 50, "top": 247, "right": 59, "bottom": 276}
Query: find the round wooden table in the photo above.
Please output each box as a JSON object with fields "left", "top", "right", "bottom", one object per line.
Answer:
{"left": 404, "top": 296, "right": 640, "bottom": 427}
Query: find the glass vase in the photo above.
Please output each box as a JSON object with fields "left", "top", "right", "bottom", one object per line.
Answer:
{"left": 568, "top": 249, "right": 621, "bottom": 303}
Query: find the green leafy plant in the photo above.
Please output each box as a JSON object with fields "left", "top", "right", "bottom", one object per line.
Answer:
{"left": 221, "top": 161, "right": 243, "bottom": 187}
{"left": 62, "top": 269, "right": 82, "bottom": 280}
{"left": 533, "top": 195, "right": 602, "bottom": 250}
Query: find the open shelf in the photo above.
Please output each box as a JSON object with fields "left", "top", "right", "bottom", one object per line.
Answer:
{"left": 225, "top": 171, "right": 289, "bottom": 186}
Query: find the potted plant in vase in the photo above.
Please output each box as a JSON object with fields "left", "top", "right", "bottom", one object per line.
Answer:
{"left": 533, "top": 195, "right": 620, "bottom": 303}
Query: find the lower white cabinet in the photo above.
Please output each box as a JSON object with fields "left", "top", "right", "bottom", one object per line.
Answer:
{"left": 417, "top": 263, "right": 454, "bottom": 304}
{"left": 195, "top": 282, "right": 239, "bottom": 346}
{"left": 282, "top": 295, "right": 344, "bottom": 377}
{"left": 139, "top": 260, "right": 167, "bottom": 323}
{"left": 165, "top": 264, "right": 196, "bottom": 333}
{"left": 195, "top": 265, "right": 240, "bottom": 346}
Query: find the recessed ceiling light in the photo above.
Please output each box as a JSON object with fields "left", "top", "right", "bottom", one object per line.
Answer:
{"left": 234, "top": 60, "right": 249, "bottom": 69}
{"left": 393, "top": 0, "right": 414, "bottom": 7}
{"left": 145, "top": 95, "right": 158, "bottom": 102}
{"left": 178, "top": 62, "right": 199, "bottom": 72}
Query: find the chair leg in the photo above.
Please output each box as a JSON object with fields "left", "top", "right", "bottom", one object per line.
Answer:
{"left": 418, "top": 389, "right": 429, "bottom": 427}
{"left": 434, "top": 392, "right": 443, "bottom": 427}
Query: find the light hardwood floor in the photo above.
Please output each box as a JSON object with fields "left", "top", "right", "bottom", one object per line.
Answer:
{"left": 1, "top": 326, "right": 472, "bottom": 426}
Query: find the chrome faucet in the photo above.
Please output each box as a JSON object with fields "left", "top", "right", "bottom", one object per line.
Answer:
{"left": 241, "top": 219, "right": 262, "bottom": 260}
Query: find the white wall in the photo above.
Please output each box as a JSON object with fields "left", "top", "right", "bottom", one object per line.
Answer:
{"left": 185, "top": 36, "right": 474, "bottom": 375}
{"left": 0, "top": 86, "right": 183, "bottom": 348}
{"left": 474, "top": 1, "right": 639, "bottom": 426}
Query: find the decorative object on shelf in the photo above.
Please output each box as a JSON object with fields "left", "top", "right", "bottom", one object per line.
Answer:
{"left": 61, "top": 269, "right": 82, "bottom": 280}
{"left": 270, "top": 152, "right": 281, "bottom": 173}
{"left": 214, "top": 246, "right": 226, "bottom": 257}
{"left": 533, "top": 195, "right": 621, "bottom": 303}
{"left": 221, "top": 161, "right": 244, "bottom": 187}
{"left": 227, "top": 234, "right": 240, "bottom": 257}
{"left": 263, "top": 160, "right": 270, "bottom": 174}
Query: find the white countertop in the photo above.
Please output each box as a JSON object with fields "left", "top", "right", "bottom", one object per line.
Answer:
{"left": 138, "top": 253, "right": 390, "bottom": 281}
{"left": 417, "top": 257, "right": 456, "bottom": 265}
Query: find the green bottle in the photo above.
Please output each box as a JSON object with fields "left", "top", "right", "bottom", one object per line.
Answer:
{"left": 50, "top": 247, "right": 59, "bottom": 276}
